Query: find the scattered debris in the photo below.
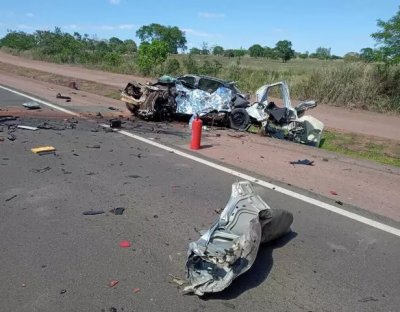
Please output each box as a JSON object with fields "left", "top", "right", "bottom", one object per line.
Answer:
{"left": 96, "top": 112, "right": 103, "bottom": 117}
{"left": 108, "top": 307, "right": 117, "bottom": 312}
{"left": 127, "top": 174, "right": 141, "bottom": 179}
{"left": 132, "top": 288, "right": 141, "bottom": 293}
{"left": 108, "top": 106, "right": 118, "bottom": 111}
{"left": 169, "top": 274, "right": 187, "bottom": 286}
{"left": 108, "top": 280, "right": 119, "bottom": 288}
{"left": 5, "top": 195, "right": 17, "bottom": 202}
{"left": 358, "top": 296, "right": 378, "bottom": 303}
{"left": 37, "top": 122, "right": 67, "bottom": 130}
{"left": 59, "top": 289, "right": 67, "bottom": 294}
{"left": 322, "top": 158, "right": 329, "bottom": 162}
{"left": 110, "top": 207, "right": 125, "bottom": 215}
{"left": 32, "top": 166, "right": 51, "bottom": 173}
{"left": 86, "top": 144, "right": 101, "bottom": 149}
{"left": 22, "top": 101, "right": 41, "bottom": 109}
{"left": 56, "top": 93, "right": 72, "bottom": 102}
{"left": 335, "top": 200, "right": 343, "bottom": 205}
{"left": 0, "top": 115, "right": 18, "bottom": 122}
{"left": 82, "top": 210, "right": 105, "bottom": 215}
{"left": 227, "top": 133, "right": 247, "bottom": 139}
{"left": 119, "top": 240, "right": 132, "bottom": 248}
{"left": 185, "top": 181, "right": 293, "bottom": 296}
{"left": 31, "top": 146, "right": 56, "bottom": 155}
{"left": 21, "top": 283, "right": 26, "bottom": 287}
{"left": 330, "top": 190, "right": 338, "bottom": 196}
{"left": 17, "top": 125, "right": 38, "bottom": 131}
{"left": 61, "top": 169, "right": 72, "bottom": 174}
{"left": 110, "top": 119, "right": 122, "bottom": 128}
{"left": 7, "top": 133, "right": 16, "bottom": 141}
{"left": 290, "top": 159, "right": 315, "bottom": 166}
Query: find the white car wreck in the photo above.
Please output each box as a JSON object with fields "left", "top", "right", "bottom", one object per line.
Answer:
{"left": 247, "top": 81, "right": 324, "bottom": 147}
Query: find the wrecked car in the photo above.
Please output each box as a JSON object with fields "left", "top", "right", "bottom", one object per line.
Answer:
{"left": 249, "top": 81, "right": 324, "bottom": 147}
{"left": 121, "top": 75, "right": 251, "bottom": 130}
{"left": 185, "top": 181, "right": 293, "bottom": 296}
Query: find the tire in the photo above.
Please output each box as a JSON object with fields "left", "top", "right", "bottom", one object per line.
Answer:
{"left": 229, "top": 108, "right": 250, "bottom": 130}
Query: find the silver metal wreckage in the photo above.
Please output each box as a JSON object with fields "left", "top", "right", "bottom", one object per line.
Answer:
{"left": 185, "top": 181, "right": 293, "bottom": 296}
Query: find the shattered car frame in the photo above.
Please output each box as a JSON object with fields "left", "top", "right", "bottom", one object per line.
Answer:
{"left": 185, "top": 181, "right": 293, "bottom": 296}
{"left": 252, "top": 81, "right": 324, "bottom": 147}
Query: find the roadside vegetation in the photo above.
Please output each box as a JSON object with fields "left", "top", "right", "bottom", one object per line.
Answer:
{"left": 2, "top": 7, "right": 400, "bottom": 114}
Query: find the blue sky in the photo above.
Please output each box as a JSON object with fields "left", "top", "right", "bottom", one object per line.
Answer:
{"left": 0, "top": 0, "right": 398, "bottom": 56}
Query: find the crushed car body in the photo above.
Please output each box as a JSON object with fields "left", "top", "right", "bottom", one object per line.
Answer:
{"left": 184, "top": 181, "right": 293, "bottom": 296}
{"left": 252, "top": 81, "right": 324, "bottom": 147}
{"left": 121, "top": 75, "right": 251, "bottom": 130}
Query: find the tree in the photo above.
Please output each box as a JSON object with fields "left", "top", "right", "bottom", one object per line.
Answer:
{"left": 360, "top": 48, "right": 375, "bottom": 62}
{"left": 343, "top": 52, "right": 360, "bottom": 62}
{"left": 123, "top": 39, "right": 137, "bottom": 54}
{"left": 136, "top": 23, "right": 187, "bottom": 54}
{"left": 0, "top": 31, "right": 36, "bottom": 50}
{"left": 371, "top": 6, "right": 400, "bottom": 64}
{"left": 315, "top": 47, "right": 331, "bottom": 60}
{"left": 201, "top": 42, "right": 209, "bottom": 55}
{"left": 189, "top": 47, "right": 201, "bottom": 55}
{"left": 275, "top": 40, "right": 295, "bottom": 62}
{"left": 137, "top": 40, "right": 169, "bottom": 75}
{"left": 264, "top": 46, "right": 278, "bottom": 59}
{"left": 248, "top": 44, "right": 265, "bottom": 57}
{"left": 212, "top": 45, "right": 224, "bottom": 55}
{"left": 299, "top": 51, "right": 309, "bottom": 59}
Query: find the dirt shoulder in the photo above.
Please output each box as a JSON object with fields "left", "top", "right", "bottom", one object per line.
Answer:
{"left": 1, "top": 51, "right": 399, "bottom": 141}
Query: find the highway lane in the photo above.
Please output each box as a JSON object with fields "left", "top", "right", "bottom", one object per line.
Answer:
{"left": 1, "top": 87, "right": 399, "bottom": 312}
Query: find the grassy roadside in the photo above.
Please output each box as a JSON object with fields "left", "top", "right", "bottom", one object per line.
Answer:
{"left": 1, "top": 61, "right": 399, "bottom": 167}
{"left": 320, "top": 130, "right": 400, "bottom": 167}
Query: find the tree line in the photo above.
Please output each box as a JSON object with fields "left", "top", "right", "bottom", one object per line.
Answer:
{"left": 0, "top": 6, "right": 399, "bottom": 72}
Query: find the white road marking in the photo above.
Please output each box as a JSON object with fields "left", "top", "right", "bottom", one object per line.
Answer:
{"left": 1, "top": 84, "right": 399, "bottom": 237}
{"left": 0, "top": 85, "right": 79, "bottom": 116}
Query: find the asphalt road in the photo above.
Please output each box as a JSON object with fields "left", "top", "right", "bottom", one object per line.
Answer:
{"left": 1, "top": 88, "right": 399, "bottom": 312}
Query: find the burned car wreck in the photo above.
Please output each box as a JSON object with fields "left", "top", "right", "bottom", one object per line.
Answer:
{"left": 121, "top": 75, "right": 251, "bottom": 130}
{"left": 184, "top": 181, "right": 293, "bottom": 296}
{"left": 121, "top": 77, "right": 324, "bottom": 146}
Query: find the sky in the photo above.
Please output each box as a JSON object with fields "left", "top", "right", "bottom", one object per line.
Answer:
{"left": 0, "top": 0, "right": 398, "bottom": 56}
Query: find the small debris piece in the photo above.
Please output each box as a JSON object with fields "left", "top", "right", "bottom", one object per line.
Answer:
{"left": 110, "top": 119, "right": 122, "bottom": 128}
{"left": 60, "top": 289, "right": 67, "bottom": 294}
{"left": 133, "top": 288, "right": 141, "bottom": 293}
{"left": 86, "top": 144, "right": 101, "bottom": 149}
{"left": 17, "top": 125, "right": 38, "bottom": 131}
{"left": 214, "top": 208, "right": 222, "bottom": 214}
{"left": 31, "top": 146, "right": 56, "bottom": 154}
{"left": 153, "top": 214, "right": 158, "bottom": 219}
{"left": 96, "top": 112, "right": 103, "bottom": 117}
{"left": 227, "top": 133, "right": 246, "bottom": 139}
{"left": 335, "top": 200, "right": 343, "bottom": 205}
{"left": 7, "top": 133, "right": 16, "bottom": 141}
{"left": 32, "top": 166, "right": 51, "bottom": 173}
{"left": 108, "top": 106, "right": 118, "bottom": 111}
{"left": 330, "top": 190, "right": 338, "bottom": 196}
{"left": 5, "top": 195, "right": 17, "bottom": 202}
{"left": 289, "top": 159, "right": 315, "bottom": 166}
{"left": 22, "top": 101, "right": 40, "bottom": 109}
{"left": 127, "top": 174, "right": 141, "bottom": 179}
{"left": 21, "top": 283, "right": 26, "bottom": 287}
{"left": 0, "top": 115, "right": 18, "bottom": 122}
{"left": 169, "top": 274, "right": 187, "bottom": 286}
{"left": 322, "top": 158, "right": 329, "bottom": 162}
{"left": 56, "top": 93, "right": 72, "bottom": 101}
{"left": 119, "top": 241, "right": 131, "bottom": 248}
{"left": 108, "top": 280, "right": 119, "bottom": 288}
{"left": 110, "top": 207, "right": 125, "bottom": 215}
{"left": 358, "top": 296, "right": 378, "bottom": 302}
{"left": 223, "top": 302, "right": 236, "bottom": 309}
{"left": 82, "top": 210, "right": 105, "bottom": 215}
{"left": 109, "top": 307, "right": 117, "bottom": 312}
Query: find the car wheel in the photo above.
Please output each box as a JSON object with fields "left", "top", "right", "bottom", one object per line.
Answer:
{"left": 229, "top": 108, "right": 250, "bottom": 130}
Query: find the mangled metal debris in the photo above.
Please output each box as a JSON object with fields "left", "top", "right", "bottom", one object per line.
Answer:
{"left": 254, "top": 81, "right": 324, "bottom": 147}
{"left": 184, "top": 181, "right": 293, "bottom": 296}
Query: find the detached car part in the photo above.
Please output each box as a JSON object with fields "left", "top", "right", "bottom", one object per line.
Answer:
{"left": 185, "top": 181, "right": 293, "bottom": 296}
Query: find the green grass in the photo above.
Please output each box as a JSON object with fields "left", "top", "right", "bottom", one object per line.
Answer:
{"left": 320, "top": 130, "right": 400, "bottom": 167}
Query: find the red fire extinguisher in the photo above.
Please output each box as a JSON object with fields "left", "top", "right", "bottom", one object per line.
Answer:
{"left": 190, "top": 116, "right": 202, "bottom": 150}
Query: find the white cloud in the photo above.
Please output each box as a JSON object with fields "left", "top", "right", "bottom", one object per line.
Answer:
{"left": 198, "top": 12, "right": 225, "bottom": 18}
{"left": 118, "top": 24, "right": 135, "bottom": 30}
{"left": 183, "top": 28, "right": 216, "bottom": 38}
{"left": 25, "top": 12, "right": 34, "bottom": 18}
{"left": 109, "top": 0, "right": 121, "bottom": 4}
